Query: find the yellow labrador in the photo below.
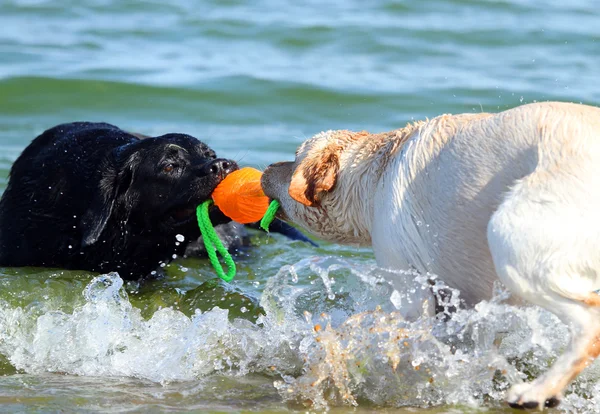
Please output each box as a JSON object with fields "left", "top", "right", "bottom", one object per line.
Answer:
{"left": 261, "top": 101, "right": 600, "bottom": 410}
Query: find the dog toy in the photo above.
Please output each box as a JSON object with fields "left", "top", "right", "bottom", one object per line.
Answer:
{"left": 196, "top": 167, "right": 280, "bottom": 282}
{"left": 197, "top": 201, "right": 237, "bottom": 282}
{"left": 212, "top": 167, "right": 270, "bottom": 224}
{"left": 259, "top": 199, "right": 280, "bottom": 232}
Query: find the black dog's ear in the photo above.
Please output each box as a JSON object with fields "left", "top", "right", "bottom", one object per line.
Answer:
{"left": 81, "top": 150, "right": 137, "bottom": 247}
{"left": 81, "top": 189, "right": 117, "bottom": 247}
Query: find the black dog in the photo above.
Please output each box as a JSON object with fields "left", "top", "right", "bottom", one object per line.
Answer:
{"left": 0, "top": 122, "right": 242, "bottom": 279}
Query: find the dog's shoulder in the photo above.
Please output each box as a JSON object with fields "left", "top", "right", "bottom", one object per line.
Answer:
{"left": 3, "top": 121, "right": 142, "bottom": 214}
{"left": 11, "top": 122, "right": 140, "bottom": 174}
{"left": 27, "top": 122, "right": 137, "bottom": 151}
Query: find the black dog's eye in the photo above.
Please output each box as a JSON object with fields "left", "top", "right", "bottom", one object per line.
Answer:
{"left": 163, "top": 163, "right": 175, "bottom": 173}
{"left": 203, "top": 150, "right": 216, "bottom": 159}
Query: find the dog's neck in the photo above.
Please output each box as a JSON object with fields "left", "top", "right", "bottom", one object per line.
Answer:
{"left": 333, "top": 122, "right": 424, "bottom": 243}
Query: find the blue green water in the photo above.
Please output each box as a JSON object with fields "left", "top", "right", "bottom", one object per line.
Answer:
{"left": 0, "top": 0, "right": 599, "bottom": 412}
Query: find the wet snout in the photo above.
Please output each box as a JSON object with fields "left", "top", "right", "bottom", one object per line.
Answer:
{"left": 200, "top": 158, "right": 238, "bottom": 181}
{"left": 261, "top": 161, "right": 294, "bottom": 201}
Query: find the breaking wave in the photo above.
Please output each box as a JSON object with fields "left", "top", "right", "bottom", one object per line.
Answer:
{"left": 1, "top": 256, "right": 598, "bottom": 411}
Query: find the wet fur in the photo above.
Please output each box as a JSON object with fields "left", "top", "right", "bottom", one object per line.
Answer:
{"left": 262, "top": 101, "right": 600, "bottom": 409}
{"left": 0, "top": 122, "right": 237, "bottom": 279}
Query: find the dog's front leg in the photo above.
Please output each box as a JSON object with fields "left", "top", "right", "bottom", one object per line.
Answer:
{"left": 505, "top": 305, "right": 600, "bottom": 409}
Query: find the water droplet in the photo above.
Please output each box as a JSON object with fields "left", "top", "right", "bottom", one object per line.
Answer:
{"left": 290, "top": 268, "right": 299, "bottom": 283}
{"left": 175, "top": 234, "right": 185, "bottom": 242}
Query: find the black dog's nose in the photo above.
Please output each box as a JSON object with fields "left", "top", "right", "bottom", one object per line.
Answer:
{"left": 201, "top": 158, "right": 238, "bottom": 178}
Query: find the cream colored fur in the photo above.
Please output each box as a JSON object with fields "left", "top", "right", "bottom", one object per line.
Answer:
{"left": 261, "top": 101, "right": 600, "bottom": 409}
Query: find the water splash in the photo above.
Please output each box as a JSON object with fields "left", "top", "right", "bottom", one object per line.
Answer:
{"left": 0, "top": 259, "right": 599, "bottom": 411}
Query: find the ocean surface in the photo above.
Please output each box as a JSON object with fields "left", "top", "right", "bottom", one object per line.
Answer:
{"left": 0, "top": 0, "right": 599, "bottom": 412}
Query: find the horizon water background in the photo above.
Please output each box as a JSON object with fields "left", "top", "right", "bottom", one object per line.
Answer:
{"left": 0, "top": 0, "right": 599, "bottom": 412}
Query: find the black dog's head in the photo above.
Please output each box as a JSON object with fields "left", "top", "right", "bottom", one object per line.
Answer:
{"left": 82, "top": 133, "right": 238, "bottom": 246}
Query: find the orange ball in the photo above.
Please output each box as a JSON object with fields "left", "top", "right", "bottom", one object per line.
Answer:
{"left": 212, "top": 167, "right": 270, "bottom": 224}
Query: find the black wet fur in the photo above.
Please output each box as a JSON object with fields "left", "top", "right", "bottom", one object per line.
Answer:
{"left": 0, "top": 122, "right": 238, "bottom": 279}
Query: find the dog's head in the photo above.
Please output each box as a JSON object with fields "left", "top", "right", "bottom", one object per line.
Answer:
{"left": 82, "top": 133, "right": 237, "bottom": 246}
{"left": 261, "top": 130, "right": 375, "bottom": 245}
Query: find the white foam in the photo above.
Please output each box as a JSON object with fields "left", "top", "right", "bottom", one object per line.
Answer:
{"left": 0, "top": 259, "right": 598, "bottom": 411}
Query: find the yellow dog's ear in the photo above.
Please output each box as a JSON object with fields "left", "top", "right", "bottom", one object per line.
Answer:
{"left": 288, "top": 150, "right": 339, "bottom": 207}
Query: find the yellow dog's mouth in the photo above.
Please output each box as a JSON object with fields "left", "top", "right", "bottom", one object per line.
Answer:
{"left": 266, "top": 197, "right": 288, "bottom": 222}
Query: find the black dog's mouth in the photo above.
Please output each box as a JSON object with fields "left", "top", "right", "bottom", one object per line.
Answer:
{"left": 172, "top": 206, "right": 196, "bottom": 221}
{"left": 166, "top": 162, "right": 239, "bottom": 228}
{"left": 168, "top": 205, "right": 198, "bottom": 226}
{"left": 168, "top": 202, "right": 225, "bottom": 227}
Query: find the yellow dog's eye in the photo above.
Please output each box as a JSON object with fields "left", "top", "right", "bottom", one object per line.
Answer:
{"left": 163, "top": 164, "right": 175, "bottom": 173}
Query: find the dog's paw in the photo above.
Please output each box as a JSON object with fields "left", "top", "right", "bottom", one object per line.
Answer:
{"left": 506, "top": 382, "right": 561, "bottom": 410}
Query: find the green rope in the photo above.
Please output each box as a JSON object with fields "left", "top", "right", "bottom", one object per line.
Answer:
{"left": 197, "top": 198, "right": 280, "bottom": 282}
{"left": 197, "top": 200, "right": 236, "bottom": 282}
{"left": 260, "top": 200, "right": 280, "bottom": 232}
